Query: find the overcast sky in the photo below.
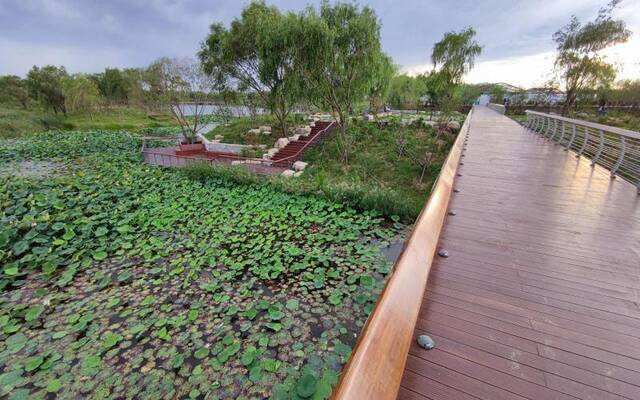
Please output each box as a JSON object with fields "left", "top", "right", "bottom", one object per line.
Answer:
{"left": 1, "top": 0, "right": 639, "bottom": 88}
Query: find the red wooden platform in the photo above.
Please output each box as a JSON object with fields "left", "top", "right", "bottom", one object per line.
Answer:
{"left": 399, "top": 107, "right": 640, "bottom": 400}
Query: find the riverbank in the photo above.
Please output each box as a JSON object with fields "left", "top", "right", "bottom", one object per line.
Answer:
{"left": 0, "top": 105, "right": 176, "bottom": 138}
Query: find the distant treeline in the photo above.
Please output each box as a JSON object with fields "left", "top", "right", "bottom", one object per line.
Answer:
{"left": 0, "top": 61, "right": 255, "bottom": 116}
{"left": 386, "top": 75, "right": 640, "bottom": 111}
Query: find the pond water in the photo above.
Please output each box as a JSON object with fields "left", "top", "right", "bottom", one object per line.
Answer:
{"left": 176, "top": 104, "right": 268, "bottom": 117}
{"left": 0, "top": 130, "right": 409, "bottom": 400}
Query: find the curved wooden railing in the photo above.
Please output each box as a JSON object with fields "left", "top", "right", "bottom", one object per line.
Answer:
{"left": 525, "top": 110, "right": 640, "bottom": 190}
{"left": 332, "top": 108, "right": 473, "bottom": 399}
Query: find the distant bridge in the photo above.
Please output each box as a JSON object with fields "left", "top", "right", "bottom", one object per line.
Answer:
{"left": 335, "top": 106, "right": 640, "bottom": 400}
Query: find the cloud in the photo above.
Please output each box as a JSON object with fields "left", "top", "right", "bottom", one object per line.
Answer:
{"left": 0, "top": 0, "right": 638, "bottom": 87}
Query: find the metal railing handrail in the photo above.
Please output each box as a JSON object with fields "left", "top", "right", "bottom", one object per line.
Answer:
{"left": 524, "top": 110, "right": 640, "bottom": 191}
{"left": 526, "top": 110, "right": 640, "bottom": 140}
{"left": 332, "top": 108, "right": 473, "bottom": 399}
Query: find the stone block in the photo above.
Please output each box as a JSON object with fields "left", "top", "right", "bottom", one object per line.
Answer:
{"left": 292, "top": 161, "right": 307, "bottom": 171}
{"left": 275, "top": 138, "right": 289, "bottom": 149}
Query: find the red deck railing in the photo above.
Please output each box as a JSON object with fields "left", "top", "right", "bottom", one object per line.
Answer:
{"left": 141, "top": 121, "right": 336, "bottom": 169}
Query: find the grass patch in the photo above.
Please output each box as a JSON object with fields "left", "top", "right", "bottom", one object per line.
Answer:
{"left": 194, "top": 118, "right": 456, "bottom": 221}
{"left": 205, "top": 114, "right": 307, "bottom": 147}
{"left": 0, "top": 105, "right": 175, "bottom": 138}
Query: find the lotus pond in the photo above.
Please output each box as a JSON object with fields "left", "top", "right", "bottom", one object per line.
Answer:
{"left": 0, "top": 130, "right": 407, "bottom": 399}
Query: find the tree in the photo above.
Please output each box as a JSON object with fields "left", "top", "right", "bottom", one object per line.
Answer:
{"left": 295, "top": 1, "right": 387, "bottom": 160}
{"left": 458, "top": 84, "right": 483, "bottom": 106}
{"left": 161, "top": 58, "right": 215, "bottom": 144}
{"left": 93, "top": 68, "right": 131, "bottom": 105}
{"left": 553, "top": 0, "right": 631, "bottom": 115}
{"left": 368, "top": 55, "right": 395, "bottom": 114}
{"left": 431, "top": 27, "right": 482, "bottom": 87}
{"left": 388, "top": 74, "right": 426, "bottom": 110}
{"left": 489, "top": 84, "right": 506, "bottom": 104}
{"left": 199, "top": 1, "right": 301, "bottom": 136}
{"left": 609, "top": 79, "right": 640, "bottom": 107}
{"left": 26, "top": 65, "right": 68, "bottom": 115}
{"left": 0, "top": 76, "right": 29, "bottom": 108}
{"left": 143, "top": 58, "right": 173, "bottom": 111}
{"left": 427, "top": 28, "right": 481, "bottom": 132}
{"left": 61, "top": 74, "right": 103, "bottom": 114}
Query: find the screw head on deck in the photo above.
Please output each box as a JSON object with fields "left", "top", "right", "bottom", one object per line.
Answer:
{"left": 438, "top": 249, "right": 449, "bottom": 258}
{"left": 453, "top": 189, "right": 460, "bottom": 193}
{"left": 448, "top": 211, "right": 457, "bottom": 216}
{"left": 417, "top": 335, "right": 435, "bottom": 350}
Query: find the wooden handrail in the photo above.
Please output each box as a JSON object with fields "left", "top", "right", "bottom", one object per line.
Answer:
{"left": 332, "top": 108, "right": 473, "bottom": 400}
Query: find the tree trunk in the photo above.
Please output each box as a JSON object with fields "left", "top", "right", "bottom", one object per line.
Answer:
{"left": 562, "top": 90, "right": 576, "bottom": 116}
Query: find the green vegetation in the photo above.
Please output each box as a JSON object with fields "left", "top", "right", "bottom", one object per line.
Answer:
{"left": 299, "top": 118, "right": 455, "bottom": 218}
{"left": 296, "top": 3, "right": 386, "bottom": 135}
{"left": 200, "top": 1, "right": 303, "bottom": 137}
{"left": 552, "top": 0, "right": 631, "bottom": 115}
{"left": 205, "top": 114, "right": 306, "bottom": 146}
{"left": 202, "top": 113, "right": 458, "bottom": 219}
{"left": 0, "top": 130, "right": 406, "bottom": 399}
{"left": 0, "top": 105, "right": 175, "bottom": 138}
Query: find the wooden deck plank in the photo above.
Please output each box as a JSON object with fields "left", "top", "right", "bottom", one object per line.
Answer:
{"left": 398, "top": 107, "right": 640, "bottom": 400}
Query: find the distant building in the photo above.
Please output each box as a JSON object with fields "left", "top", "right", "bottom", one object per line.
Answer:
{"left": 521, "top": 88, "right": 566, "bottom": 105}
{"left": 474, "top": 83, "right": 566, "bottom": 106}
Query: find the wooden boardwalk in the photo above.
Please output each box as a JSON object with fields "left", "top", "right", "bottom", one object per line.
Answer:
{"left": 398, "top": 107, "right": 640, "bottom": 400}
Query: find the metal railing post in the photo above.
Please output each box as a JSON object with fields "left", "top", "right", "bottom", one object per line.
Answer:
{"left": 530, "top": 116, "right": 536, "bottom": 132}
{"left": 545, "top": 116, "right": 553, "bottom": 138}
{"left": 565, "top": 124, "right": 576, "bottom": 151}
{"left": 591, "top": 130, "right": 605, "bottom": 166}
{"left": 550, "top": 119, "right": 558, "bottom": 141}
{"left": 577, "top": 126, "right": 589, "bottom": 157}
{"left": 524, "top": 110, "right": 639, "bottom": 189}
{"left": 537, "top": 116, "right": 545, "bottom": 134}
{"left": 558, "top": 121, "right": 566, "bottom": 145}
{"left": 610, "top": 136, "right": 625, "bottom": 178}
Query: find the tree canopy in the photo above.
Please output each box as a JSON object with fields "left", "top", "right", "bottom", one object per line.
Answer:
{"left": 295, "top": 2, "right": 386, "bottom": 125}
{"left": 368, "top": 54, "right": 395, "bottom": 113}
{"left": 0, "top": 75, "right": 29, "bottom": 109}
{"left": 431, "top": 27, "right": 482, "bottom": 86}
{"left": 426, "top": 27, "right": 482, "bottom": 112}
{"left": 26, "top": 65, "right": 68, "bottom": 115}
{"left": 199, "top": 1, "right": 301, "bottom": 136}
{"left": 294, "top": 1, "right": 389, "bottom": 160}
{"left": 553, "top": 0, "right": 631, "bottom": 114}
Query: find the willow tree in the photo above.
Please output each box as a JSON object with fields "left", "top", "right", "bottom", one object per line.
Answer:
{"left": 198, "top": 1, "right": 300, "bottom": 136}
{"left": 431, "top": 27, "right": 482, "bottom": 87}
{"left": 553, "top": 0, "right": 630, "bottom": 115}
{"left": 295, "top": 2, "right": 387, "bottom": 160}
{"left": 388, "top": 74, "right": 426, "bottom": 110}
{"left": 427, "top": 27, "right": 481, "bottom": 129}
{"left": 368, "top": 54, "right": 395, "bottom": 114}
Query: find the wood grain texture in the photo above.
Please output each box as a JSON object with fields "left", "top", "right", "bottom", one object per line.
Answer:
{"left": 331, "top": 110, "right": 473, "bottom": 400}
{"left": 398, "top": 106, "right": 640, "bottom": 400}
